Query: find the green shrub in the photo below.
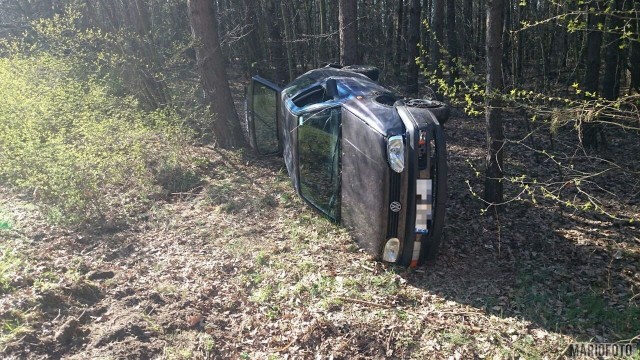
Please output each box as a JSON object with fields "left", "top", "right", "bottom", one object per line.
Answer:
{"left": 0, "top": 53, "right": 187, "bottom": 227}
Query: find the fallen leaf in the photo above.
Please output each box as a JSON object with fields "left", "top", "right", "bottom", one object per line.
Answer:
{"left": 186, "top": 313, "right": 202, "bottom": 328}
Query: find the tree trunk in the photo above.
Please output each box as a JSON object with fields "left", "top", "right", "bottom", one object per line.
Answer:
{"left": 187, "top": 0, "right": 245, "bottom": 149}
{"left": 280, "top": 0, "right": 296, "bottom": 81}
{"left": 484, "top": 0, "right": 505, "bottom": 210}
{"left": 339, "top": 0, "right": 358, "bottom": 65}
{"left": 430, "top": 0, "right": 444, "bottom": 75}
{"left": 406, "top": 0, "right": 422, "bottom": 94}
{"left": 265, "top": 0, "right": 288, "bottom": 84}
{"left": 581, "top": 5, "right": 604, "bottom": 149}
{"left": 601, "top": 0, "right": 624, "bottom": 101}
{"left": 463, "top": 0, "right": 472, "bottom": 58}
{"left": 395, "top": 0, "right": 405, "bottom": 77}
{"left": 240, "top": 0, "right": 262, "bottom": 75}
{"left": 319, "top": 0, "right": 328, "bottom": 62}
{"left": 384, "top": 0, "right": 395, "bottom": 71}
{"left": 630, "top": 38, "right": 640, "bottom": 94}
{"left": 445, "top": 0, "right": 458, "bottom": 87}
{"left": 630, "top": 0, "right": 640, "bottom": 94}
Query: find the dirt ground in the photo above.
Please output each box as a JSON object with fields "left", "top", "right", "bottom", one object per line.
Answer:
{"left": 1, "top": 83, "right": 639, "bottom": 359}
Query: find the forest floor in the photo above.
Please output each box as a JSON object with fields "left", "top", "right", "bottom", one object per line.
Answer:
{"left": 1, "top": 82, "right": 639, "bottom": 359}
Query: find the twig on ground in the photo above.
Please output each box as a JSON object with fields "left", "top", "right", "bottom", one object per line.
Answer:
{"left": 336, "top": 296, "right": 393, "bottom": 309}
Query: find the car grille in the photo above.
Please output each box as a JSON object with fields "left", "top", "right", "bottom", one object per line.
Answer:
{"left": 386, "top": 171, "right": 401, "bottom": 238}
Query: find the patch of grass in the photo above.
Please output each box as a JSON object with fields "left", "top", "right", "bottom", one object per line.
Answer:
{"left": 250, "top": 284, "right": 276, "bottom": 303}
{"left": 142, "top": 313, "right": 162, "bottom": 334}
{"left": 0, "top": 207, "right": 11, "bottom": 230}
{"left": 503, "top": 334, "right": 543, "bottom": 360}
{"left": 163, "top": 331, "right": 200, "bottom": 359}
{"left": 240, "top": 271, "right": 265, "bottom": 288}
{"left": 513, "top": 268, "right": 640, "bottom": 341}
{"left": 156, "top": 165, "right": 202, "bottom": 195}
{"left": 0, "top": 310, "right": 30, "bottom": 347}
{"left": 199, "top": 333, "right": 216, "bottom": 356}
{"left": 441, "top": 328, "right": 471, "bottom": 346}
{"left": 258, "top": 194, "right": 278, "bottom": 208}
{"left": 306, "top": 275, "right": 335, "bottom": 300}
{"left": 369, "top": 271, "right": 400, "bottom": 295}
{"left": 265, "top": 305, "right": 281, "bottom": 320}
{"left": 32, "top": 271, "right": 60, "bottom": 292}
{"left": 319, "top": 297, "right": 344, "bottom": 311}
{"left": 0, "top": 220, "right": 10, "bottom": 230}
{"left": 0, "top": 247, "right": 24, "bottom": 294}
{"left": 255, "top": 251, "right": 270, "bottom": 267}
{"left": 156, "top": 283, "right": 179, "bottom": 296}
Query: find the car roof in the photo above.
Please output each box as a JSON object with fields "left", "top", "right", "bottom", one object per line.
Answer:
{"left": 284, "top": 67, "right": 405, "bottom": 136}
{"left": 283, "top": 67, "right": 379, "bottom": 98}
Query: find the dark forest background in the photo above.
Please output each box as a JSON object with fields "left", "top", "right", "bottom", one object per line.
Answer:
{"left": 0, "top": 0, "right": 638, "bottom": 227}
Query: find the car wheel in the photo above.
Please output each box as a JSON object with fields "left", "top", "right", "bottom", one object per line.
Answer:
{"left": 342, "top": 65, "right": 381, "bottom": 82}
{"left": 405, "top": 98, "right": 450, "bottom": 125}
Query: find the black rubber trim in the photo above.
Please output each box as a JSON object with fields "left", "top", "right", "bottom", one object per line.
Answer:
{"left": 394, "top": 101, "right": 418, "bottom": 267}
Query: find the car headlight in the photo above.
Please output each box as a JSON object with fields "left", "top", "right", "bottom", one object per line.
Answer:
{"left": 382, "top": 238, "right": 401, "bottom": 262}
{"left": 387, "top": 135, "right": 405, "bottom": 173}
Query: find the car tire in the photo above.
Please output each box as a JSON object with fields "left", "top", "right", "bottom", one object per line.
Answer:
{"left": 342, "top": 65, "right": 381, "bottom": 82}
{"left": 405, "top": 98, "right": 450, "bottom": 125}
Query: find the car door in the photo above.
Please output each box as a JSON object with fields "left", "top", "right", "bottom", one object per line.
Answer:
{"left": 296, "top": 105, "right": 342, "bottom": 221}
{"left": 247, "top": 76, "right": 282, "bottom": 155}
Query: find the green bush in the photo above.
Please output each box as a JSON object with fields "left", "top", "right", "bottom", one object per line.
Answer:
{"left": 0, "top": 53, "right": 187, "bottom": 227}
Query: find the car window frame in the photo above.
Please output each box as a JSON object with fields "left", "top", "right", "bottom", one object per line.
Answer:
{"left": 295, "top": 104, "right": 342, "bottom": 222}
{"left": 249, "top": 76, "right": 282, "bottom": 156}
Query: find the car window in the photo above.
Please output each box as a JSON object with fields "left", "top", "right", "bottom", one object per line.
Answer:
{"left": 283, "top": 74, "right": 317, "bottom": 98}
{"left": 298, "top": 107, "right": 341, "bottom": 220}
{"left": 253, "top": 82, "right": 279, "bottom": 154}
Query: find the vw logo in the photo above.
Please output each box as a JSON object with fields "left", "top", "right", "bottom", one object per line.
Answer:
{"left": 390, "top": 201, "right": 402, "bottom": 213}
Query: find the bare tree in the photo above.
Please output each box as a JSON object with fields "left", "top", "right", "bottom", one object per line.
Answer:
{"left": 484, "top": 0, "right": 505, "bottom": 210}
{"left": 407, "top": 0, "right": 421, "bottom": 94}
{"left": 265, "top": 0, "right": 288, "bottom": 84}
{"left": 187, "top": 0, "right": 245, "bottom": 149}
{"left": 581, "top": 3, "right": 604, "bottom": 149}
{"left": 339, "top": 0, "right": 358, "bottom": 65}
{"left": 445, "top": 0, "right": 458, "bottom": 86}
{"left": 430, "top": 0, "right": 444, "bottom": 74}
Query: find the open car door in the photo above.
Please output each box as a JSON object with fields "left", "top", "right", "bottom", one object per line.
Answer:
{"left": 247, "top": 76, "right": 282, "bottom": 155}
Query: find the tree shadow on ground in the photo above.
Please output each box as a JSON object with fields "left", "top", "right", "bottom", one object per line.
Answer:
{"left": 404, "top": 116, "right": 640, "bottom": 344}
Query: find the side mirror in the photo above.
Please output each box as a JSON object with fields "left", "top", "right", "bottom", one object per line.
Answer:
{"left": 326, "top": 78, "right": 339, "bottom": 100}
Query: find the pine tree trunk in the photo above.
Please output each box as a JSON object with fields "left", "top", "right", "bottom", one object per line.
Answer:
{"left": 630, "top": 1, "right": 640, "bottom": 93}
{"left": 407, "top": 0, "right": 422, "bottom": 94}
{"left": 395, "top": 0, "right": 405, "bottom": 77}
{"left": 384, "top": 0, "right": 395, "bottom": 71}
{"left": 582, "top": 5, "right": 604, "bottom": 149}
{"left": 631, "top": 39, "right": 640, "bottom": 94}
{"left": 187, "top": 0, "right": 245, "bottom": 149}
{"left": 463, "top": 0, "right": 472, "bottom": 58}
{"left": 280, "top": 0, "right": 296, "bottom": 81}
{"left": 430, "top": 0, "right": 444, "bottom": 75}
{"left": 602, "top": 0, "right": 624, "bottom": 101}
{"left": 240, "top": 0, "right": 263, "bottom": 75}
{"left": 484, "top": 0, "right": 505, "bottom": 210}
{"left": 445, "top": 0, "right": 458, "bottom": 87}
{"left": 339, "top": 0, "right": 358, "bottom": 65}
{"left": 319, "top": 0, "right": 328, "bottom": 63}
{"left": 265, "top": 0, "right": 288, "bottom": 84}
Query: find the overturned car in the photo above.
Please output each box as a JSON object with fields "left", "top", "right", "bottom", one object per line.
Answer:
{"left": 246, "top": 65, "right": 448, "bottom": 267}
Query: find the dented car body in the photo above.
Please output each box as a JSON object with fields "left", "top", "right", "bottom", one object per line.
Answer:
{"left": 246, "top": 65, "right": 447, "bottom": 267}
